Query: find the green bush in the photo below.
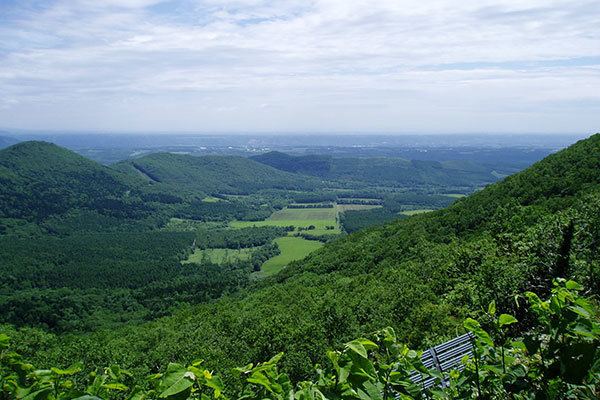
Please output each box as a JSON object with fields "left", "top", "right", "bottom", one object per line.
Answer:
{"left": 2, "top": 279, "right": 597, "bottom": 399}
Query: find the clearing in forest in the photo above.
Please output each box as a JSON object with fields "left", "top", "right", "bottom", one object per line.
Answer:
{"left": 201, "top": 196, "right": 222, "bottom": 203}
{"left": 259, "top": 237, "right": 323, "bottom": 276}
{"left": 400, "top": 209, "right": 434, "bottom": 216}
{"left": 230, "top": 206, "right": 340, "bottom": 235}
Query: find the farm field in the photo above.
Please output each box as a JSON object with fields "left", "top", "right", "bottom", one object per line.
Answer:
{"left": 183, "top": 247, "right": 255, "bottom": 265}
{"left": 259, "top": 237, "right": 323, "bottom": 276}
{"left": 400, "top": 209, "right": 434, "bottom": 216}
{"left": 202, "top": 196, "right": 222, "bottom": 203}
{"left": 230, "top": 206, "right": 341, "bottom": 235}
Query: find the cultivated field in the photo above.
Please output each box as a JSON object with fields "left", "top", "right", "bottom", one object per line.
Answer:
{"left": 230, "top": 206, "right": 341, "bottom": 235}
{"left": 259, "top": 237, "right": 323, "bottom": 276}
{"left": 400, "top": 209, "right": 434, "bottom": 216}
{"left": 201, "top": 196, "right": 222, "bottom": 203}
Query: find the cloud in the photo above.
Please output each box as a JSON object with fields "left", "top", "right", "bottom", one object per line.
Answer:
{"left": 0, "top": 0, "right": 598, "bottom": 133}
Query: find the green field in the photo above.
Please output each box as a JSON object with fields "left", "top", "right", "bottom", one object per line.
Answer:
{"left": 202, "top": 196, "right": 222, "bottom": 203}
{"left": 400, "top": 209, "right": 434, "bottom": 216}
{"left": 259, "top": 237, "right": 323, "bottom": 276}
{"left": 183, "top": 247, "right": 254, "bottom": 265}
{"left": 230, "top": 206, "right": 341, "bottom": 235}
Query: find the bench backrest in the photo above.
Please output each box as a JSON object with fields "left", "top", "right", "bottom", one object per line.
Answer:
{"left": 408, "top": 332, "right": 474, "bottom": 389}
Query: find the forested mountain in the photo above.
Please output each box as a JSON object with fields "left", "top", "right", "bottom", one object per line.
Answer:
{"left": 0, "top": 143, "right": 322, "bottom": 236}
{"left": 7, "top": 134, "right": 598, "bottom": 390}
{"left": 115, "top": 152, "right": 319, "bottom": 196}
{"left": 0, "top": 141, "right": 150, "bottom": 223}
{"left": 250, "top": 151, "right": 333, "bottom": 175}
{"left": 252, "top": 151, "right": 500, "bottom": 187}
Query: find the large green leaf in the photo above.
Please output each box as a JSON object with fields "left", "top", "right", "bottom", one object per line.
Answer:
{"left": 463, "top": 318, "right": 494, "bottom": 347}
{"left": 159, "top": 363, "right": 195, "bottom": 399}
{"left": 50, "top": 362, "right": 83, "bottom": 376}
{"left": 346, "top": 340, "right": 369, "bottom": 359}
{"left": 22, "top": 388, "right": 53, "bottom": 400}
{"left": 247, "top": 370, "right": 281, "bottom": 394}
{"left": 498, "top": 314, "right": 518, "bottom": 327}
{"left": 103, "top": 383, "right": 129, "bottom": 391}
{"left": 488, "top": 301, "right": 496, "bottom": 316}
{"left": 0, "top": 333, "right": 10, "bottom": 348}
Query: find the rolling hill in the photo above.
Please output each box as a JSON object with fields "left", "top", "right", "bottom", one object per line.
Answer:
{"left": 20, "top": 134, "right": 599, "bottom": 382}
{"left": 0, "top": 143, "right": 321, "bottom": 234}
{"left": 0, "top": 141, "right": 150, "bottom": 223}
{"left": 251, "top": 151, "right": 500, "bottom": 187}
{"left": 114, "top": 152, "right": 320, "bottom": 196}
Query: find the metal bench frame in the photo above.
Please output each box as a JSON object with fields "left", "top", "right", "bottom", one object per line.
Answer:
{"left": 409, "top": 332, "right": 475, "bottom": 390}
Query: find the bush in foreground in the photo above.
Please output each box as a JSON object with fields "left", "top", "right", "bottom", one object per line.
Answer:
{"left": 1, "top": 279, "right": 598, "bottom": 399}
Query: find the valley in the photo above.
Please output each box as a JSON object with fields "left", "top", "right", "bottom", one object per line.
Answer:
{"left": 2, "top": 1, "right": 598, "bottom": 396}
{"left": 0, "top": 134, "right": 599, "bottom": 399}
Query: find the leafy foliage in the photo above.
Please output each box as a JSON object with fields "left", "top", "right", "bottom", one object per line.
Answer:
{"left": 1, "top": 280, "right": 597, "bottom": 399}
{"left": 0, "top": 142, "right": 151, "bottom": 223}
{"left": 1, "top": 134, "right": 600, "bottom": 398}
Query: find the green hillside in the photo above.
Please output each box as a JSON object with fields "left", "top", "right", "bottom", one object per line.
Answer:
{"left": 10, "top": 134, "right": 598, "bottom": 389}
{"left": 0, "top": 143, "right": 319, "bottom": 235}
{"left": 252, "top": 151, "right": 500, "bottom": 187}
{"left": 250, "top": 151, "right": 333, "bottom": 175}
{"left": 115, "top": 152, "right": 319, "bottom": 196}
{"left": 0, "top": 141, "right": 150, "bottom": 223}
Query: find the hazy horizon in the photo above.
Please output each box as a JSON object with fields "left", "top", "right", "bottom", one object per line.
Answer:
{"left": 1, "top": 1, "right": 599, "bottom": 133}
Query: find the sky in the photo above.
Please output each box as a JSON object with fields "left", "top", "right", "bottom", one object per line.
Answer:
{"left": 0, "top": 0, "right": 599, "bottom": 134}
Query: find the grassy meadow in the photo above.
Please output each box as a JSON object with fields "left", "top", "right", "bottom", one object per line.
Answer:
{"left": 400, "top": 209, "right": 434, "bottom": 216}
{"left": 230, "top": 206, "right": 341, "bottom": 235}
{"left": 201, "top": 196, "right": 222, "bottom": 203}
{"left": 229, "top": 205, "right": 342, "bottom": 275}
{"left": 259, "top": 237, "right": 323, "bottom": 276}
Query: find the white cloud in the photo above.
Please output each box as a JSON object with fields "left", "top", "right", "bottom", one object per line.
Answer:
{"left": 0, "top": 0, "right": 598, "bottom": 133}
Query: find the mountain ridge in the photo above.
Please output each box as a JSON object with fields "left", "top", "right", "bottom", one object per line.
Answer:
{"left": 0, "top": 141, "right": 149, "bottom": 222}
{"left": 251, "top": 150, "right": 501, "bottom": 187}
{"left": 114, "top": 151, "right": 320, "bottom": 196}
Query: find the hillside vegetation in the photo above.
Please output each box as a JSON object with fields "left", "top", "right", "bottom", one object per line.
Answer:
{"left": 2, "top": 279, "right": 597, "bottom": 399}
{"left": 115, "top": 152, "right": 319, "bottom": 196}
{"left": 1, "top": 134, "right": 597, "bottom": 394}
{"left": 251, "top": 151, "right": 500, "bottom": 187}
{"left": 0, "top": 141, "right": 149, "bottom": 223}
{"left": 0, "top": 144, "right": 323, "bottom": 236}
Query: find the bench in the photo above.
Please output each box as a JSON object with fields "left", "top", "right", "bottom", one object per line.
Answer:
{"left": 408, "top": 332, "right": 474, "bottom": 390}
